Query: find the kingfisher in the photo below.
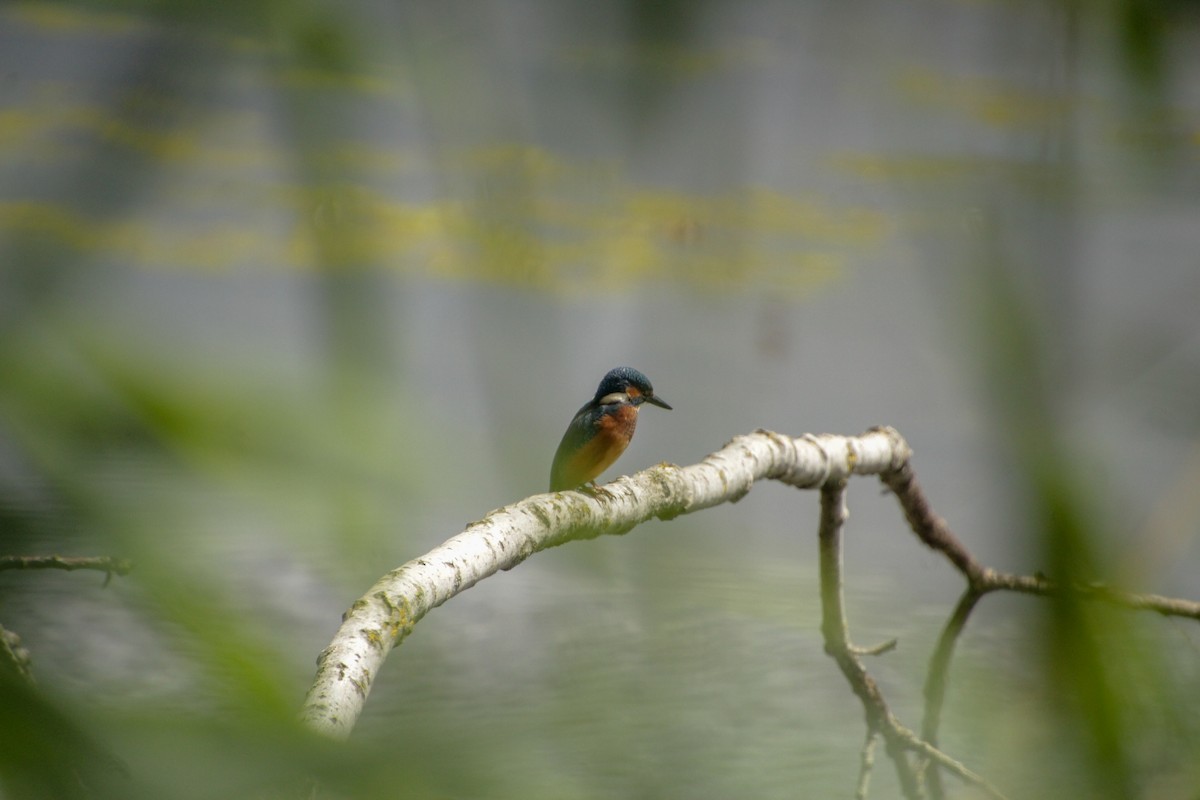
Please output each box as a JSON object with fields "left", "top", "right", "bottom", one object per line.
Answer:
{"left": 549, "top": 367, "right": 672, "bottom": 492}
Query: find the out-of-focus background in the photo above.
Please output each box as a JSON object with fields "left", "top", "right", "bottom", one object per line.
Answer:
{"left": 2, "top": 1, "right": 1199, "bottom": 798}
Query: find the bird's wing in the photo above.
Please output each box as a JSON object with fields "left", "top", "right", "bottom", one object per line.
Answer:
{"left": 549, "top": 403, "right": 600, "bottom": 491}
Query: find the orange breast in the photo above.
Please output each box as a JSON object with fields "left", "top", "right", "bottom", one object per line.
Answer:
{"left": 558, "top": 405, "right": 639, "bottom": 487}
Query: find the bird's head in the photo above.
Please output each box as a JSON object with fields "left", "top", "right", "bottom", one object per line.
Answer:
{"left": 593, "top": 367, "right": 672, "bottom": 410}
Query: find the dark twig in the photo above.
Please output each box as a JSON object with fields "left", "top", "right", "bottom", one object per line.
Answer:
{"left": 0, "top": 555, "right": 133, "bottom": 579}
{"left": 981, "top": 570, "right": 1200, "bottom": 620}
{"left": 880, "top": 464, "right": 1200, "bottom": 620}
{"left": 880, "top": 454, "right": 1200, "bottom": 799}
{"left": 879, "top": 462, "right": 986, "bottom": 583}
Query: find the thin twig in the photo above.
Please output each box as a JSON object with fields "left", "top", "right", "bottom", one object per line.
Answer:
{"left": 819, "top": 479, "right": 1012, "bottom": 799}
{"left": 879, "top": 462, "right": 986, "bottom": 583}
{"left": 851, "top": 638, "right": 898, "bottom": 657}
{"left": 0, "top": 555, "right": 133, "bottom": 576}
{"left": 900, "top": 731, "right": 1009, "bottom": 800}
{"left": 885, "top": 458, "right": 1200, "bottom": 792}
{"left": 981, "top": 570, "right": 1200, "bottom": 620}
{"left": 879, "top": 455, "right": 1200, "bottom": 800}
{"left": 920, "top": 589, "right": 985, "bottom": 800}
{"left": 880, "top": 466, "right": 1200, "bottom": 621}
{"left": 856, "top": 728, "right": 878, "bottom": 800}
{"left": 818, "top": 480, "right": 923, "bottom": 799}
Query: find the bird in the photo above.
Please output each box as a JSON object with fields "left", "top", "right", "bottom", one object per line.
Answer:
{"left": 549, "top": 367, "right": 672, "bottom": 492}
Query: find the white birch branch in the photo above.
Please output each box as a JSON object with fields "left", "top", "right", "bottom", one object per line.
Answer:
{"left": 300, "top": 427, "right": 911, "bottom": 738}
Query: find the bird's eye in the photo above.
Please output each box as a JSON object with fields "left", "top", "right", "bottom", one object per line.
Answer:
{"left": 598, "top": 392, "right": 628, "bottom": 405}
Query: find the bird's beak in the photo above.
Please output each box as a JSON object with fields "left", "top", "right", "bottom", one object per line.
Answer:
{"left": 646, "top": 394, "right": 672, "bottom": 410}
